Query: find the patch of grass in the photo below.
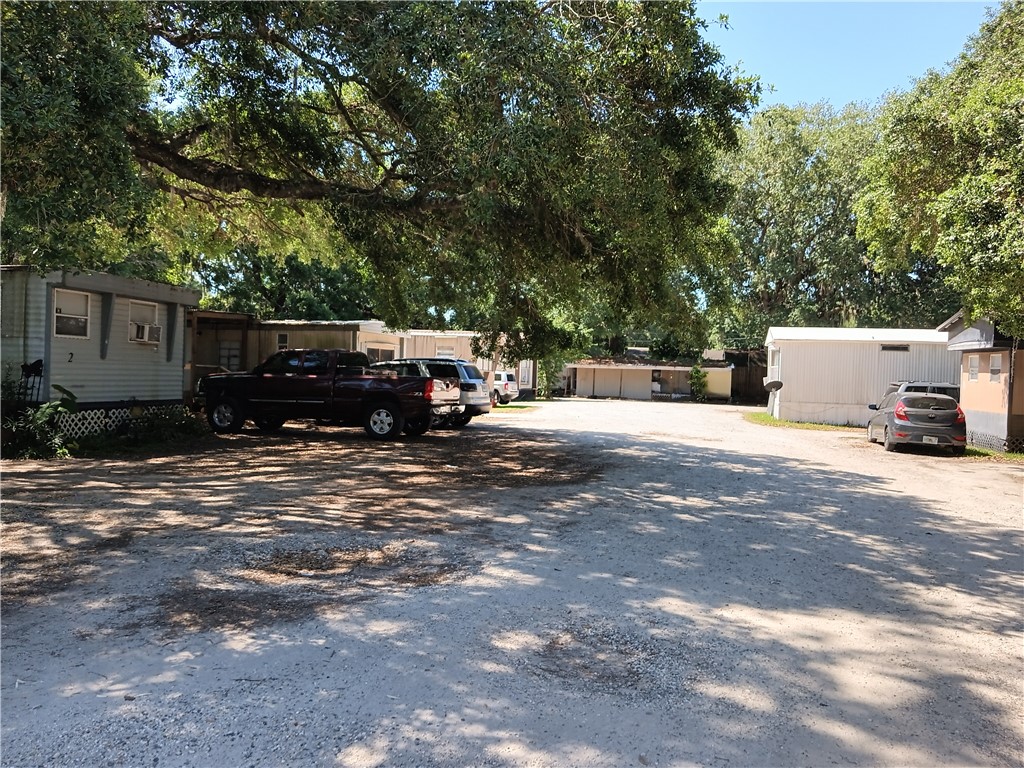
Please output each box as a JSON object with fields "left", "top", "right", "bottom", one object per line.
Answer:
{"left": 964, "top": 447, "right": 1024, "bottom": 464}
{"left": 744, "top": 412, "right": 859, "bottom": 432}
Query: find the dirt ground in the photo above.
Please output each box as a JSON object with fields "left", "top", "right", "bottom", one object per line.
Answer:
{"left": 2, "top": 399, "right": 1022, "bottom": 768}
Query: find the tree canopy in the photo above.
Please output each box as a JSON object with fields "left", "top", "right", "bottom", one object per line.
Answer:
{"left": 712, "top": 104, "right": 960, "bottom": 348}
{"left": 2, "top": 1, "right": 759, "bottom": 360}
{"left": 856, "top": 1, "right": 1024, "bottom": 338}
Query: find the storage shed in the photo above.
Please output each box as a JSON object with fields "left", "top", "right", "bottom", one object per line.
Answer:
{"left": 764, "top": 327, "right": 960, "bottom": 426}
{"left": 938, "top": 311, "right": 1023, "bottom": 452}
{"left": 566, "top": 360, "right": 732, "bottom": 401}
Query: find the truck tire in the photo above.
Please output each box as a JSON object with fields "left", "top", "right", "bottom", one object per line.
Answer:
{"left": 208, "top": 397, "right": 245, "bottom": 433}
{"left": 364, "top": 402, "right": 405, "bottom": 440}
{"left": 403, "top": 415, "right": 431, "bottom": 436}
{"left": 254, "top": 416, "right": 286, "bottom": 432}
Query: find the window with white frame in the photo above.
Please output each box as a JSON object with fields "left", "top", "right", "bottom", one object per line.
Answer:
{"left": 277, "top": 332, "right": 289, "bottom": 350}
{"left": 968, "top": 354, "right": 979, "bottom": 381}
{"left": 54, "top": 289, "right": 90, "bottom": 338}
{"left": 128, "top": 300, "right": 159, "bottom": 342}
{"left": 436, "top": 345, "right": 456, "bottom": 358}
{"left": 990, "top": 353, "right": 1003, "bottom": 382}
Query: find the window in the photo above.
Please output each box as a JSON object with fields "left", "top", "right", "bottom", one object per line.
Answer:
{"left": 276, "top": 333, "right": 289, "bottom": 351}
{"left": 301, "top": 350, "right": 330, "bottom": 374}
{"left": 968, "top": 354, "right": 979, "bottom": 381}
{"left": 260, "top": 350, "right": 302, "bottom": 374}
{"left": 219, "top": 341, "right": 241, "bottom": 371}
{"left": 128, "top": 300, "right": 160, "bottom": 343}
{"left": 436, "top": 345, "right": 456, "bottom": 358}
{"left": 366, "top": 347, "right": 395, "bottom": 364}
{"left": 881, "top": 344, "right": 910, "bottom": 352}
{"left": 990, "top": 353, "right": 1003, "bottom": 382}
{"left": 53, "top": 289, "right": 90, "bottom": 338}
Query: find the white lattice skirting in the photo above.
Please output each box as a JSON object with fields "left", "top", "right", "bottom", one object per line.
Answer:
{"left": 57, "top": 405, "right": 187, "bottom": 440}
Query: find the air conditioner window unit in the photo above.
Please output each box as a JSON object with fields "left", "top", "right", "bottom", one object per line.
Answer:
{"left": 129, "top": 322, "right": 162, "bottom": 343}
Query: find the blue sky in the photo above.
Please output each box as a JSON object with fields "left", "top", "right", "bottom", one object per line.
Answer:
{"left": 695, "top": 1, "right": 996, "bottom": 108}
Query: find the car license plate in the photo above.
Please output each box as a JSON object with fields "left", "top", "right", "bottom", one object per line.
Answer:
{"left": 923, "top": 435, "right": 939, "bottom": 445}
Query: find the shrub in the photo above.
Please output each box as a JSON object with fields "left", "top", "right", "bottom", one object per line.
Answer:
{"left": 1, "top": 385, "right": 78, "bottom": 459}
{"left": 689, "top": 364, "right": 708, "bottom": 402}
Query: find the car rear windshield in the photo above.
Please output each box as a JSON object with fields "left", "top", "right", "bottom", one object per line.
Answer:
{"left": 903, "top": 396, "right": 956, "bottom": 410}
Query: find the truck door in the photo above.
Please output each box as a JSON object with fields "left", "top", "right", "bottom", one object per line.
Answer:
{"left": 251, "top": 350, "right": 333, "bottom": 417}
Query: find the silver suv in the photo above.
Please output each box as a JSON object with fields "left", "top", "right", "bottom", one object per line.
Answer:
{"left": 884, "top": 381, "right": 961, "bottom": 402}
{"left": 371, "top": 358, "right": 491, "bottom": 427}
{"left": 492, "top": 371, "right": 520, "bottom": 405}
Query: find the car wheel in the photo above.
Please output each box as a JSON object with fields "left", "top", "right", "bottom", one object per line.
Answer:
{"left": 883, "top": 427, "right": 897, "bottom": 452}
{"left": 449, "top": 413, "right": 472, "bottom": 428}
{"left": 208, "top": 397, "right": 246, "bottom": 433}
{"left": 253, "top": 416, "right": 286, "bottom": 432}
{"left": 430, "top": 413, "right": 450, "bottom": 428}
{"left": 491, "top": 390, "right": 501, "bottom": 407}
{"left": 403, "top": 415, "right": 431, "bottom": 436}
{"left": 364, "top": 402, "right": 405, "bottom": 440}
{"left": 866, "top": 424, "right": 876, "bottom": 443}
{"left": 951, "top": 446, "right": 966, "bottom": 456}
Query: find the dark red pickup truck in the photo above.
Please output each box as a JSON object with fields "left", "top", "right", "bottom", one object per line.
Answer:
{"left": 196, "top": 349, "right": 460, "bottom": 439}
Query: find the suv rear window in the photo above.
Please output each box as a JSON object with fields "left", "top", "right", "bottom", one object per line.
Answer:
{"left": 462, "top": 365, "right": 484, "bottom": 380}
{"left": 425, "top": 362, "right": 460, "bottom": 379}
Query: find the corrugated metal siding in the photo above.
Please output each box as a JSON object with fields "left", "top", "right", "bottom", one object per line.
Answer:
{"left": 48, "top": 295, "right": 186, "bottom": 403}
{"left": 775, "top": 340, "right": 960, "bottom": 425}
{"left": 1, "top": 270, "right": 47, "bottom": 371}
{"left": 593, "top": 369, "right": 621, "bottom": 397}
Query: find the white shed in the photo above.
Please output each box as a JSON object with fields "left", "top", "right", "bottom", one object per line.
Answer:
{"left": 764, "top": 327, "right": 960, "bottom": 426}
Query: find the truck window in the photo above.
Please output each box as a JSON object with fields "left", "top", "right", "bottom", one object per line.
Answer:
{"left": 302, "top": 350, "right": 330, "bottom": 374}
{"left": 261, "top": 351, "right": 302, "bottom": 374}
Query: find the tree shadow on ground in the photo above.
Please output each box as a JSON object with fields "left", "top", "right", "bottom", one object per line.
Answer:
{"left": 1, "top": 417, "right": 1021, "bottom": 766}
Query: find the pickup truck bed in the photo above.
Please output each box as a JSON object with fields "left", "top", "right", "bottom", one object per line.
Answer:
{"left": 197, "top": 349, "right": 460, "bottom": 439}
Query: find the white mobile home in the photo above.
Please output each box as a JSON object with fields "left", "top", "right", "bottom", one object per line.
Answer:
{"left": 1, "top": 267, "right": 200, "bottom": 407}
{"left": 764, "top": 327, "right": 960, "bottom": 426}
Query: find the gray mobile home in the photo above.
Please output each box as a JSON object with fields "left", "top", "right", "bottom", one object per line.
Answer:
{"left": 764, "top": 327, "right": 960, "bottom": 426}
{"left": 2, "top": 267, "right": 200, "bottom": 411}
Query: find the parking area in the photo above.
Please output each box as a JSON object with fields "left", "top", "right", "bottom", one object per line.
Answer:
{"left": 2, "top": 399, "right": 1022, "bottom": 767}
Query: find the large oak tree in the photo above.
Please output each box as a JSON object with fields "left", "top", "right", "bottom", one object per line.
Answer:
{"left": 2, "top": 1, "right": 758, "bottom": 360}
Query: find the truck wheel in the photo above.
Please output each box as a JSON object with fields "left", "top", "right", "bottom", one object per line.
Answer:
{"left": 364, "top": 402, "right": 405, "bottom": 440}
{"left": 254, "top": 416, "right": 286, "bottom": 432}
{"left": 208, "top": 397, "right": 245, "bottom": 433}
{"left": 449, "top": 413, "right": 472, "bottom": 428}
{"left": 403, "top": 415, "right": 431, "bottom": 436}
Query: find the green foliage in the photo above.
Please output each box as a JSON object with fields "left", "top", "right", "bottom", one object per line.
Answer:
{"left": 194, "top": 248, "right": 374, "bottom": 320}
{"left": 856, "top": 2, "right": 1024, "bottom": 338}
{"left": 3, "top": 1, "right": 759, "bottom": 360}
{"left": 1, "top": 385, "right": 78, "bottom": 459}
{"left": 688, "top": 363, "right": 708, "bottom": 402}
{"left": 715, "top": 103, "right": 959, "bottom": 348}
{"left": 1, "top": 1, "right": 156, "bottom": 269}
{"left": 77, "top": 407, "right": 209, "bottom": 454}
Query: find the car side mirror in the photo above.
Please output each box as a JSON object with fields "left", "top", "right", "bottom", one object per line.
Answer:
{"left": 868, "top": 404, "right": 878, "bottom": 410}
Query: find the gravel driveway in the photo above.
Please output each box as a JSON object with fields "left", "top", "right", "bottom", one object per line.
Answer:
{"left": 2, "top": 399, "right": 1022, "bottom": 767}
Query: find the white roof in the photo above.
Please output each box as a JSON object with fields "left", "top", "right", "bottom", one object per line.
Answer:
{"left": 765, "top": 327, "right": 949, "bottom": 345}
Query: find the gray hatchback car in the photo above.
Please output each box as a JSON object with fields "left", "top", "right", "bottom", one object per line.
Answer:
{"left": 867, "top": 392, "right": 967, "bottom": 455}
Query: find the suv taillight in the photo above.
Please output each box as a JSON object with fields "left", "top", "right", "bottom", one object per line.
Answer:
{"left": 894, "top": 401, "right": 910, "bottom": 422}
{"left": 955, "top": 405, "right": 966, "bottom": 424}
